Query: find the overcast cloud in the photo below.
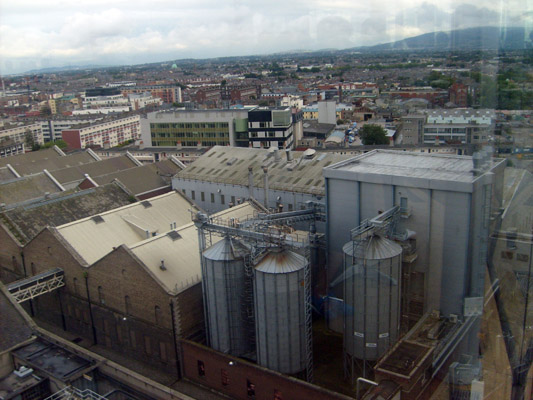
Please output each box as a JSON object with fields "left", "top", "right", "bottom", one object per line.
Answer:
{"left": 0, "top": 0, "right": 530, "bottom": 74}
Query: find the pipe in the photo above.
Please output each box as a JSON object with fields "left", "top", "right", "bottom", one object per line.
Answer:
{"left": 263, "top": 166, "right": 269, "bottom": 209}
{"left": 84, "top": 272, "right": 98, "bottom": 345}
{"left": 356, "top": 377, "right": 378, "bottom": 400}
{"left": 248, "top": 166, "right": 254, "bottom": 199}
{"left": 169, "top": 301, "right": 182, "bottom": 379}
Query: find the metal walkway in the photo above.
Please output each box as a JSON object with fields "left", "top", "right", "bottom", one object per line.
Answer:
{"left": 7, "top": 267, "right": 65, "bottom": 303}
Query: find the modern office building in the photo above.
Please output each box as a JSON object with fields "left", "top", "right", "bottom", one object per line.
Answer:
{"left": 247, "top": 106, "right": 296, "bottom": 149}
{"left": 140, "top": 109, "right": 249, "bottom": 148}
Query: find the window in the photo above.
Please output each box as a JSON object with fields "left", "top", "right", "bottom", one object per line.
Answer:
{"left": 73, "top": 278, "right": 79, "bottom": 295}
{"left": 288, "top": 204, "right": 293, "bottom": 211}
{"left": 501, "top": 251, "right": 514, "bottom": 260}
{"left": 125, "top": 295, "right": 131, "bottom": 315}
{"left": 231, "top": 196, "right": 236, "bottom": 205}
{"left": 160, "top": 342, "right": 167, "bottom": 362}
{"left": 198, "top": 360, "right": 205, "bottom": 376}
{"left": 201, "top": 191, "right": 205, "bottom": 201}
{"left": 144, "top": 335, "right": 151, "bottom": 354}
{"left": 130, "top": 330, "right": 137, "bottom": 348}
{"left": 211, "top": 193, "right": 215, "bottom": 203}
{"left": 247, "top": 380, "right": 256, "bottom": 398}
{"left": 155, "top": 305, "right": 161, "bottom": 325}
{"left": 221, "top": 194, "right": 225, "bottom": 204}
{"left": 191, "top": 190, "right": 195, "bottom": 200}
{"left": 517, "top": 253, "right": 530, "bottom": 263}
{"left": 98, "top": 286, "right": 105, "bottom": 304}
{"left": 221, "top": 369, "right": 229, "bottom": 386}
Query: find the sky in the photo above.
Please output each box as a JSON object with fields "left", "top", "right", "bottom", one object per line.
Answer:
{"left": 0, "top": 0, "right": 530, "bottom": 75}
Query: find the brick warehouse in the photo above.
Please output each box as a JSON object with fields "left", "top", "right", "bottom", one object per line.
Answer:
{"left": 11, "top": 194, "right": 261, "bottom": 376}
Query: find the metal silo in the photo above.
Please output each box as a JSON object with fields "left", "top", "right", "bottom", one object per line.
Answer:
{"left": 253, "top": 248, "right": 309, "bottom": 375}
{"left": 343, "top": 234, "right": 402, "bottom": 364}
{"left": 202, "top": 236, "right": 253, "bottom": 357}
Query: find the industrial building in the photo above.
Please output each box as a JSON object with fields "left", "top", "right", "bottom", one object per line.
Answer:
{"left": 398, "top": 109, "right": 496, "bottom": 146}
{"left": 172, "top": 145, "right": 350, "bottom": 213}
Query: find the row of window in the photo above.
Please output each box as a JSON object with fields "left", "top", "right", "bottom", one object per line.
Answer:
{"left": 152, "top": 140, "right": 229, "bottom": 147}
{"left": 152, "top": 122, "right": 229, "bottom": 129}
{"left": 152, "top": 132, "right": 227, "bottom": 138}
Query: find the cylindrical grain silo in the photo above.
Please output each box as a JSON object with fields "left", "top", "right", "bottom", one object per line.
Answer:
{"left": 254, "top": 248, "right": 308, "bottom": 375}
{"left": 343, "top": 234, "right": 402, "bottom": 361}
{"left": 202, "top": 237, "right": 252, "bottom": 356}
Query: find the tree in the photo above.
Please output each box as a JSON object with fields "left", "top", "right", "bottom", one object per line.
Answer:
{"left": 40, "top": 105, "right": 52, "bottom": 116}
{"left": 25, "top": 130, "right": 39, "bottom": 151}
{"left": 359, "top": 125, "right": 389, "bottom": 145}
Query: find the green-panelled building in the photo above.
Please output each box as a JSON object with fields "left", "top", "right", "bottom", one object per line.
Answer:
{"left": 141, "top": 110, "right": 250, "bottom": 148}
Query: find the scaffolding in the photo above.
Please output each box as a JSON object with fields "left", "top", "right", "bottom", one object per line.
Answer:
{"left": 7, "top": 268, "right": 65, "bottom": 303}
{"left": 194, "top": 204, "right": 324, "bottom": 382}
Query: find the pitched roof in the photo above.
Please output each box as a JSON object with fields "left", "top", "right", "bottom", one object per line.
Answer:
{"left": 175, "top": 145, "right": 351, "bottom": 196}
{"left": 3, "top": 183, "right": 132, "bottom": 244}
{"left": 0, "top": 173, "right": 63, "bottom": 207}
{"left": 51, "top": 155, "right": 138, "bottom": 186}
{"left": 2, "top": 149, "right": 97, "bottom": 177}
{"left": 129, "top": 202, "right": 260, "bottom": 294}
{"left": 0, "top": 147, "right": 63, "bottom": 169}
{"left": 55, "top": 191, "right": 198, "bottom": 265}
{"left": 92, "top": 159, "right": 182, "bottom": 195}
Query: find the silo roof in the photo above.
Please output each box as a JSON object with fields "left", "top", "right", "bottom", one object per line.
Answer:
{"left": 203, "top": 237, "right": 247, "bottom": 261}
{"left": 255, "top": 250, "right": 305, "bottom": 274}
{"left": 343, "top": 235, "right": 402, "bottom": 260}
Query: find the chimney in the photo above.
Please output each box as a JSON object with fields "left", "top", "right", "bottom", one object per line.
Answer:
{"left": 286, "top": 149, "right": 293, "bottom": 162}
{"left": 263, "top": 166, "right": 269, "bottom": 209}
{"left": 274, "top": 148, "right": 281, "bottom": 162}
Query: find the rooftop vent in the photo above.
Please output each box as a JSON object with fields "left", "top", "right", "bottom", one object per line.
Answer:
{"left": 91, "top": 215, "right": 105, "bottom": 224}
{"left": 226, "top": 157, "right": 237, "bottom": 166}
{"left": 141, "top": 200, "right": 152, "bottom": 208}
{"left": 14, "top": 366, "right": 34, "bottom": 379}
{"left": 167, "top": 231, "right": 182, "bottom": 241}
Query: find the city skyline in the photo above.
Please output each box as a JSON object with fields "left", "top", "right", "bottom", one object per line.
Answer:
{"left": 0, "top": 0, "right": 530, "bottom": 75}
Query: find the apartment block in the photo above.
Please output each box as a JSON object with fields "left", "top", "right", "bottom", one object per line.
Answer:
{"left": 62, "top": 115, "right": 141, "bottom": 149}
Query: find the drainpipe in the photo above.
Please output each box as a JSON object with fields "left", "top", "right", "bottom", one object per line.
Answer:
{"left": 248, "top": 166, "right": 254, "bottom": 199}
{"left": 84, "top": 271, "right": 98, "bottom": 345}
{"left": 170, "top": 301, "right": 182, "bottom": 379}
{"left": 262, "top": 166, "right": 269, "bottom": 209}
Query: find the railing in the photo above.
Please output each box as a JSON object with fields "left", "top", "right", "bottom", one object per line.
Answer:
{"left": 45, "top": 387, "right": 107, "bottom": 400}
{"left": 7, "top": 268, "right": 65, "bottom": 303}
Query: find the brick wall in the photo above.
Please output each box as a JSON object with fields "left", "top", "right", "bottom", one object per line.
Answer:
{"left": 0, "top": 221, "right": 24, "bottom": 282}
{"left": 180, "top": 340, "right": 352, "bottom": 400}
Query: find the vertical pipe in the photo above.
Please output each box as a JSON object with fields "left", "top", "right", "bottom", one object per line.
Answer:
{"left": 248, "top": 167, "right": 254, "bottom": 199}
{"left": 169, "top": 301, "right": 182, "bottom": 379}
{"left": 84, "top": 272, "right": 97, "bottom": 345}
{"left": 263, "top": 167, "right": 269, "bottom": 209}
{"left": 57, "top": 289, "right": 67, "bottom": 331}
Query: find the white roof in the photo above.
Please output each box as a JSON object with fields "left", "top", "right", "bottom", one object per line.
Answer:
{"left": 129, "top": 202, "right": 260, "bottom": 294}
{"left": 56, "top": 191, "right": 197, "bottom": 265}
{"left": 328, "top": 150, "right": 481, "bottom": 183}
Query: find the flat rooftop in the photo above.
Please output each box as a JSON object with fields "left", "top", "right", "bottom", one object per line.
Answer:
{"left": 12, "top": 338, "right": 96, "bottom": 381}
{"left": 325, "top": 150, "right": 505, "bottom": 191}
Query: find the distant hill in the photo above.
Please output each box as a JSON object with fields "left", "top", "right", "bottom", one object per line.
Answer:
{"left": 355, "top": 26, "right": 531, "bottom": 52}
